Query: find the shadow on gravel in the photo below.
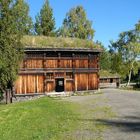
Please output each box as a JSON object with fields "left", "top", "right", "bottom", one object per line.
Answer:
{"left": 95, "top": 116, "right": 140, "bottom": 133}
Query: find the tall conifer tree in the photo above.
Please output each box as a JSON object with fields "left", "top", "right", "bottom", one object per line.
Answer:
{"left": 12, "top": 0, "right": 33, "bottom": 34}
{"left": 0, "top": 0, "right": 32, "bottom": 95}
{"left": 35, "top": 0, "right": 55, "bottom": 36}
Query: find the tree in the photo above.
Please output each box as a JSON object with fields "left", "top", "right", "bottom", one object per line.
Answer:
{"left": 12, "top": 0, "right": 33, "bottom": 35}
{"left": 109, "top": 21, "right": 140, "bottom": 85}
{"left": 35, "top": 0, "right": 55, "bottom": 36}
{"left": 0, "top": 0, "right": 27, "bottom": 99}
{"left": 58, "top": 6, "right": 94, "bottom": 40}
{"left": 96, "top": 41, "right": 111, "bottom": 70}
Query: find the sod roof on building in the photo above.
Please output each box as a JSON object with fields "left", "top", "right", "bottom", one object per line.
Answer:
{"left": 22, "top": 36, "right": 101, "bottom": 50}
{"left": 99, "top": 70, "right": 120, "bottom": 78}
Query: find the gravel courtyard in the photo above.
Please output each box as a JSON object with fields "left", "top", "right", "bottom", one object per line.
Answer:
{"left": 64, "top": 88, "right": 140, "bottom": 140}
{"left": 101, "top": 88, "right": 140, "bottom": 140}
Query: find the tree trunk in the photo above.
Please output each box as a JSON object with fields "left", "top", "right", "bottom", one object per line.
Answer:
{"left": 127, "top": 69, "right": 132, "bottom": 86}
{"left": 127, "top": 61, "right": 134, "bottom": 87}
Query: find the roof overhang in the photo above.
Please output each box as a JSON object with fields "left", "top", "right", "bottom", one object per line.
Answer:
{"left": 25, "top": 47, "right": 103, "bottom": 53}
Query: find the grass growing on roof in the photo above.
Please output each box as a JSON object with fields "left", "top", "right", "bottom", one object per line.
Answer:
{"left": 22, "top": 36, "right": 100, "bottom": 49}
{"left": 99, "top": 70, "right": 120, "bottom": 78}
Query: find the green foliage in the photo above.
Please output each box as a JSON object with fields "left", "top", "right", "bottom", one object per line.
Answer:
{"left": 0, "top": 0, "right": 25, "bottom": 92}
{"left": 12, "top": 0, "right": 33, "bottom": 35}
{"left": 99, "top": 70, "right": 119, "bottom": 78}
{"left": 0, "top": 90, "right": 3, "bottom": 101}
{"left": 97, "top": 41, "right": 111, "bottom": 70}
{"left": 110, "top": 53, "right": 127, "bottom": 77}
{"left": 58, "top": 6, "right": 94, "bottom": 40}
{"left": 109, "top": 20, "right": 140, "bottom": 82}
{"left": 35, "top": 0, "right": 55, "bottom": 36}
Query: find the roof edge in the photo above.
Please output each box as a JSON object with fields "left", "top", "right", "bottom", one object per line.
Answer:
{"left": 24, "top": 46, "right": 103, "bottom": 52}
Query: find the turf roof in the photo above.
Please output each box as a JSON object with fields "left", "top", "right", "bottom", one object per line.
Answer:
{"left": 22, "top": 36, "right": 101, "bottom": 49}
{"left": 99, "top": 70, "right": 120, "bottom": 78}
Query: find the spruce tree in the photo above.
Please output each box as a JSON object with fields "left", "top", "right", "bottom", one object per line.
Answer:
{"left": 35, "top": 0, "right": 55, "bottom": 36}
{"left": 0, "top": 0, "right": 32, "bottom": 95}
{"left": 12, "top": 0, "right": 33, "bottom": 35}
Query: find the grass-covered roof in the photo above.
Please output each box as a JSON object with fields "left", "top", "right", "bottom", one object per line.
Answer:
{"left": 22, "top": 36, "right": 101, "bottom": 50}
{"left": 99, "top": 70, "right": 120, "bottom": 78}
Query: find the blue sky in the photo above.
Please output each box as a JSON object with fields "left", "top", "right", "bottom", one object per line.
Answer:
{"left": 26, "top": 0, "right": 140, "bottom": 48}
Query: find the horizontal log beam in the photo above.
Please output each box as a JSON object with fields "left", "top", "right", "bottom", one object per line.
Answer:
{"left": 25, "top": 47, "right": 102, "bottom": 53}
{"left": 25, "top": 57, "right": 92, "bottom": 60}
{"left": 19, "top": 68, "right": 99, "bottom": 74}
{"left": 20, "top": 68, "right": 99, "bottom": 71}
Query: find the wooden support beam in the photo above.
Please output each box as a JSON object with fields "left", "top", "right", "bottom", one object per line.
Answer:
{"left": 58, "top": 53, "right": 61, "bottom": 68}
{"left": 72, "top": 53, "right": 75, "bottom": 92}
{"left": 64, "top": 72, "right": 66, "bottom": 92}
{"left": 5, "top": 89, "right": 12, "bottom": 104}
{"left": 88, "top": 54, "right": 91, "bottom": 68}
{"left": 23, "top": 59, "right": 27, "bottom": 70}
{"left": 43, "top": 73, "right": 46, "bottom": 93}
{"left": 43, "top": 52, "right": 46, "bottom": 68}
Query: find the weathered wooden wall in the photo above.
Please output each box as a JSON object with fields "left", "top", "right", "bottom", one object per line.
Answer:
{"left": 15, "top": 74, "right": 44, "bottom": 94}
{"left": 100, "top": 78, "right": 119, "bottom": 84}
{"left": 75, "top": 73, "right": 98, "bottom": 91}
{"left": 15, "top": 52, "right": 100, "bottom": 95}
{"left": 46, "top": 81, "right": 54, "bottom": 92}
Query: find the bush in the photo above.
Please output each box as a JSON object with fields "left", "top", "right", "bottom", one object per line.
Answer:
{"left": 0, "top": 90, "right": 4, "bottom": 101}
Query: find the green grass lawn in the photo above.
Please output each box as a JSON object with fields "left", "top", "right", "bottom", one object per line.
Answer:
{"left": 0, "top": 96, "right": 114, "bottom": 140}
{"left": 0, "top": 97, "right": 79, "bottom": 140}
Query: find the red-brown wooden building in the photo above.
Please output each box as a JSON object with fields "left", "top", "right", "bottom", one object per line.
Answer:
{"left": 99, "top": 70, "right": 120, "bottom": 88}
{"left": 14, "top": 36, "right": 101, "bottom": 95}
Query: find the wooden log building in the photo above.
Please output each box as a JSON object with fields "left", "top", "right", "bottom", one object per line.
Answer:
{"left": 99, "top": 70, "right": 120, "bottom": 88}
{"left": 14, "top": 36, "right": 102, "bottom": 95}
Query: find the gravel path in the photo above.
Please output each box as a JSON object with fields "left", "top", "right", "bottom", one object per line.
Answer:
{"left": 101, "top": 88, "right": 140, "bottom": 140}
{"left": 64, "top": 88, "right": 140, "bottom": 140}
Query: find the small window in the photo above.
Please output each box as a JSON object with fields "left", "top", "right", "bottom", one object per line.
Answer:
{"left": 46, "top": 73, "right": 53, "bottom": 79}
{"left": 66, "top": 72, "right": 73, "bottom": 79}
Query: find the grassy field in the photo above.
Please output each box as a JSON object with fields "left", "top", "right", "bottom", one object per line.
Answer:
{"left": 0, "top": 95, "right": 114, "bottom": 140}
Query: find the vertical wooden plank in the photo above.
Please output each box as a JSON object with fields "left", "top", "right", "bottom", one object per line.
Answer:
{"left": 75, "top": 74, "right": 77, "bottom": 91}
{"left": 88, "top": 73, "right": 98, "bottom": 90}
{"left": 19, "top": 76, "right": 22, "bottom": 94}
{"left": 87, "top": 74, "right": 89, "bottom": 91}
{"left": 64, "top": 72, "right": 66, "bottom": 92}
{"left": 27, "top": 75, "right": 30, "bottom": 93}
{"left": 34, "top": 75, "right": 36, "bottom": 93}
{"left": 36, "top": 75, "right": 38, "bottom": 93}
{"left": 24, "top": 75, "right": 27, "bottom": 94}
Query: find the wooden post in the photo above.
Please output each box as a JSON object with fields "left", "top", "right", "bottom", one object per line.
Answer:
{"left": 58, "top": 53, "right": 61, "bottom": 68}
{"left": 64, "top": 72, "right": 66, "bottom": 92}
{"left": 97, "top": 54, "right": 100, "bottom": 69}
{"left": 72, "top": 53, "right": 75, "bottom": 92}
{"left": 43, "top": 52, "right": 46, "bottom": 68}
{"left": 24, "top": 55, "right": 27, "bottom": 70}
{"left": 6, "top": 89, "right": 12, "bottom": 104}
{"left": 44, "top": 73, "right": 46, "bottom": 94}
{"left": 87, "top": 54, "right": 91, "bottom": 91}
{"left": 88, "top": 54, "right": 91, "bottom": 68}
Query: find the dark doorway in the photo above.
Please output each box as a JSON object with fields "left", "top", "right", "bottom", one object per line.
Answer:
{"left": 110, "top": 78, "right": 113, "bottom": 83}
{"left": 55, "top": 78, "right": 64, "bottom": 92}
